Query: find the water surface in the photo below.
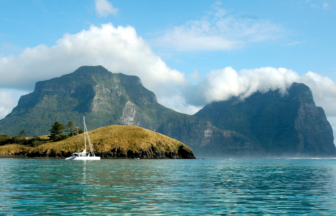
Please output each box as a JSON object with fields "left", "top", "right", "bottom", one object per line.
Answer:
{"left": 0, "top": 158, "right": 336, "bottom": 215}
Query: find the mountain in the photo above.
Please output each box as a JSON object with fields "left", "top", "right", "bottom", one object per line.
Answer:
{"left": 0, "top": 125, "right": 196, "bottom": 159}
{"left": 0, "top": 66, "right": 257, "bottom": 157}
{"left": 0, "top": 66, "right": 334, "bottom": 157}
{"left": 0, "top": 65, "right": 156, "bottom": 135}
{"left": 194, "top": 83, "right": 336, "bottom": 157}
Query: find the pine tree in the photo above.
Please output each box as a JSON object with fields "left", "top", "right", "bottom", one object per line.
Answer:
{"left": 19, "top": 130, "right": 26, "bottom": 138}
{"left": 49, "top": 121, "right": 65, "bottom": 141}
{"left": 66, "top": 121, "right": 75, "bottom": 136}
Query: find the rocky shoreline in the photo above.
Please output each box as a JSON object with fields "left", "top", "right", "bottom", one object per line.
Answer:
{"left": 0, "top": 125, "right": 197, "bottom": 159}
{"left": 1, "top": 145, "right": 195, "bottom": 159}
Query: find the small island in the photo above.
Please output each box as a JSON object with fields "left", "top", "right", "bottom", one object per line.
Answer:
{"left": 0, "top": 125, "right": 196, "bottom": 159}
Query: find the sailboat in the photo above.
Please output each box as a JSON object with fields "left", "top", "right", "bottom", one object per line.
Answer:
{"left": 65, "top": 117, "right": 101, "bottom": 160}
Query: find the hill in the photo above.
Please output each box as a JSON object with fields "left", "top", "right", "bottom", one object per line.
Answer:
{"left": 0, "top": 65, "right": 334, "bottom": 157}
{"left": 194, "top": 83, "right": 336, "bottom": 157}
{"left": 0, "top": 125, "right": 196, "bottom": 159}
{"left": 0, "top": 66, "right": 258, "bottom": 157}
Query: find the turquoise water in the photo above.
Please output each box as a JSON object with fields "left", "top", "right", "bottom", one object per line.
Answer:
{"left": 0, "top": 159, "right": 336, "bottom": 215}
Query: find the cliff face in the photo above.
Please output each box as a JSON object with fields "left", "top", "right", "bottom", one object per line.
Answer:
{"left": 153, "top": 108, "right": 260, "bottom": 157}
{"left": 292, "top": 84, "right": 335, "bottom": 156}
{"left": 0, "top": 66, "right": 158, "bottom": 136}
{"left": 1, "top": 66, "right": 333, "bottom": 157}
{"left": 0, "top": 66, "right": 255, "bottom": 157}
{"left": 194, "top": 83, "right": 336, "bottom": 157}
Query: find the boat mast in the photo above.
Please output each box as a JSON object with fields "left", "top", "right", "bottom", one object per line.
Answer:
{"left": 83, "top": 116, "right": 87, "bottom": 153}
{"left": 83, "top": 116, "right": 95, "bottom": 156}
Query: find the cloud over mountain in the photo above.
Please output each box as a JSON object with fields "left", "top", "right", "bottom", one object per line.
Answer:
{"left": 0, "top": 90, "right": 27, "bottom": 119}
{"left": 0, "top": 23, "right": 188, "bottom": 118}
{"left": 183, "top": 67, "right": 336, "bottom": 118}
{"left": 0, "top": 23, "right": 335, "bottom": 128}
{"left": 301, "top": 72, "right": 336, "bottom": 116}
{"left": 0, "top": 23, "right": 186, "bottom": 91}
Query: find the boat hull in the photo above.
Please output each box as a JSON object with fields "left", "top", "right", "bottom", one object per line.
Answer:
{"left": 65, "top": 156, "right": 101, "bottom": 160}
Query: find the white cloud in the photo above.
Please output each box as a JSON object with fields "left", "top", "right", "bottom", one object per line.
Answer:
{"left": 0, "top": 90, "right": 28, "bottom": 119}
{"left": 154, "top": 3, "right": 284, "bottom": 52}
{"left": 310, "top": 2, "right": 330, "bottom": 10}
{"left": 185, "top": 67, "right": 300, "bottom": 105}
{"left": 0, "top": 23, "right": 185, "bottom": 91}
{"left": 0, "top": 22, "right": 335, "bottom": 128}
{"left": 323, "top": 3, "right": 329, "bottom": 9}
{"left": 95, "top": 0, "right": 118, "bottom": 17}
{"left": 185, "top": 67, "right": 336, "bottom": 134}
{"left": 0, "top": 92, "right": 15, "bottom": 119}
{"left": 183, "top": 67, "right": 336, "bottom": 119}
{"left": 288, "top": 41, "right": 300, "bottom": 46}
{"left": 1, "top": 36, "right": 336, "bottom": 123}
{"left": 301, "top": 71, "right": 336, "bottom": 116}
{"left": 190, "top": 70, "right": 201, "bottom": 80}
{"left": 0, "top": 43, "right": 22, "bottom": 56}
{"left": 0, "top": 23, "right": 188, "bottom": 117}
{"left": 310, "top": 4, "right": 319, "bottom": 9}
{"left": 155, "top": 86, "right": 202, "bottom": 115}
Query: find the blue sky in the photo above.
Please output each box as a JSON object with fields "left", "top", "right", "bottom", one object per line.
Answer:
{"left": 0, "top": 0, "right": 336, "bottom": 133}
{"left": 1, "top": 0, "right": 335, "bottom": 79}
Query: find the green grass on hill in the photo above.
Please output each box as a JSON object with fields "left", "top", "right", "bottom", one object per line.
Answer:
{"left": 0, "top": 125, "right": 192, "bottom": 157}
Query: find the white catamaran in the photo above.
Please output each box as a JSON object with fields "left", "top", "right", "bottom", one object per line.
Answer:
{"left": 65, "top": 117, "right": 101, "bottom": 160}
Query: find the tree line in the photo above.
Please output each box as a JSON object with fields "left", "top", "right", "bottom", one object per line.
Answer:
{"left": 49, "top": 120, "right": 83, "bottom": 141}
{"left": 0, "top": 120, "right": 84, "bottom": 146}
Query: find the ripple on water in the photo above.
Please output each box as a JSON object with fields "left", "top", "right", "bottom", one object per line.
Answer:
{"left": 0, "top": 158, "right": 336, "bottom": 215}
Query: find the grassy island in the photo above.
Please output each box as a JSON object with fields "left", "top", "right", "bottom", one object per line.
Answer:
{"left": 0, "top": 125, "right": 196, "bottom": 159}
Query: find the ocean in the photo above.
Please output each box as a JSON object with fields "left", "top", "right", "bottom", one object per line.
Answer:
{"left": 0, "top": 158, "right": 336, "bottom": 215}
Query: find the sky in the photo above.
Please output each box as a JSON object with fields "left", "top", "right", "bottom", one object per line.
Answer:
{"left": 0, "top": 0, "right": 336, "bottom": 135}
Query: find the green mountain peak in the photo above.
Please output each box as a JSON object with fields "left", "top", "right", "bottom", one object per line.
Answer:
{"left": 1, "top": 66, "right": 334, "bottom": 157}
{"left": 194, "top": 82, "right": 335, "bottom": 156}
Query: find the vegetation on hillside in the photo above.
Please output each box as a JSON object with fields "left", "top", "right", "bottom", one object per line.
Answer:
{"left": 0, "top": 131, "right": 49, "bottom": 147}
{"left": 0, "top": 120, "right": 83, "bottom": 147}
{"left": 0, "top": 66, "right": 256, "bottom": 158}
{"left": 49, "top": 121, "right": 65, "bottom": 141}
{"left": 0, "top": 66, "right": 154, "bottom": 137}
{"left": 194, "top": 83, "right": 336, "bottom": 156}
{"left": 1, "top": 65, "right": 332, "bottom": 157}
{"left": 0, "top": 125, "right": 195, "bottom": 159}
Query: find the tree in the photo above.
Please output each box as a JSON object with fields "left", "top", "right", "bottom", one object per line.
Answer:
{"left": 0, "top": 134, "right": 12, "bottom": 146}
{"left": 12, "top": 130, "right": 27, "bottom": 144}
{"left": 75, "top": 127, "right": 84, "bottom": 135}
{"left": 49, "top": 121, "right": 65, "bottom": 141}
{"left": 19, "top": 130, "right": 26, "bottom": 138}
{"left": 78, "top": 128, "right": 84, "bottom": 134}
{"left": 66, "top": 121, "right": 75, "bottom": 136}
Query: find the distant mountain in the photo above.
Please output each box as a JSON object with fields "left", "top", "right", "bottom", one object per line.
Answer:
{"left": 0, "top": 66, "right": 258, "bottom": 157}
{"left": 194, "top": 83, "right": 336, "bottom": 157}
{"left": 0, "top": 66, "right": 334, "bottom": 157}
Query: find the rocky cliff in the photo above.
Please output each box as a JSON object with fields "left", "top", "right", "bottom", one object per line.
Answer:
{"left": 0, "top": 66, "right": 334, "bottom": 157}
{"left": 194, "top": 83, "right": 336, "bottom": 157}
{"left": 0, "top": 66, "right": 256, "bottom": 157}
{"left": 0, "top": 66, "right": 159, "bottom": 135}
